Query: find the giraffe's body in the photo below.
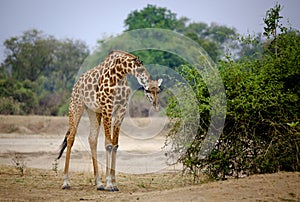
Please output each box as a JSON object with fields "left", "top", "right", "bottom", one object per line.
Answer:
{"left": 57, "top": 50, "right": 162, "bottom": 191}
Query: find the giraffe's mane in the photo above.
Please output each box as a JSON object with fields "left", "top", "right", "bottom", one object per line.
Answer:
{"left": 109, "top": 50, "right": 136, "bottom": 59}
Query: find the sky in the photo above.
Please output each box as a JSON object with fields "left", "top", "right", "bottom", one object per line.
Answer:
{"left": 0, "top": 0, "right": 299, "bottom": 62}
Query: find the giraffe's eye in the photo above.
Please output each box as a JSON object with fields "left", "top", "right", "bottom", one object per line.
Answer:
{"left": 145, "top": 89, "right": 161, "bottom": 94}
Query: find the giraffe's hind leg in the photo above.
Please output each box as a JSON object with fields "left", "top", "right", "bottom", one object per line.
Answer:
{"left": 61, "top": 98, "right": 84, "bottom": 189}
{"left": 110, "top": 105, "right": 127, "bottom": 192}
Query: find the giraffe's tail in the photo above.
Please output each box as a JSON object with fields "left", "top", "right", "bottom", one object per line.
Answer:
{"left": 57, "top": 129, "right": 70, "bottom": 160}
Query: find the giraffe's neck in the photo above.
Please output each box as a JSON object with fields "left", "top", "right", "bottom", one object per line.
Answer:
{"left": 107, "top": 50, "right": 151, "bottom": 90}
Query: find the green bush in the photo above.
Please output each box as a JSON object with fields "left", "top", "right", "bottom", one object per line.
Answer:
{"left": 57, "top": 102, "right": 69, "bottom": 116}
{"left": 0, "top": 97, "right": 22, "bottom": 115}
{"left": 165, "top": 30, "right": 300, "bottom": 180}
{"left": 0, "top": 79, "right": 38, "bottom": 114}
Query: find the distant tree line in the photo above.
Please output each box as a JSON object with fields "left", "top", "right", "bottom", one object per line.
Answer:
{"left": 0, "top": 30, "right": 89, "bottom": 115}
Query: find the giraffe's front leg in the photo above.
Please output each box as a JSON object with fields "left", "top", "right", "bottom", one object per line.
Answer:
{"left": 103, "top": 106, "right": 115, "bottom": 191}
{"left": 111, "top": 144, "right": 119, "bottom": 191}
{"left": 87, "top": 109, "right": 104, "bottom": 190}
{"left": 105, "top": 144, "right": 114, "bottom": 191}
{"left": 104, "top": 143, "right": 119, "bottom": 191}
{"left": 109, "top": 96, "right": 129, "bottom": 192}
{"left": 89, "top": 134, "right": 105, "bottom": 191}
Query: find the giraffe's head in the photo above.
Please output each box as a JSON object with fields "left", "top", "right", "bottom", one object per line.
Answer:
{"left": 144, "top": 79, "right": 163, "bottom": 112}
{"left": 128, "top": 53, "right": 163, "bottom": 112}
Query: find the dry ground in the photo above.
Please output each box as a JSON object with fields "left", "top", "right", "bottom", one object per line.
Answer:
{"left": 0, "top": 165, "right": 299, "bottom": 201}
{"left": 0, "top": 115, "right": 299, "bottom": 201}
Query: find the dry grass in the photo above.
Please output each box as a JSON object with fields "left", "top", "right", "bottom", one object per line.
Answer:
{"left": 0, "top": 165, "right": 198, "bottom": 201}
{"left": 0, "top": 115, "right": 68, "bottom": 134}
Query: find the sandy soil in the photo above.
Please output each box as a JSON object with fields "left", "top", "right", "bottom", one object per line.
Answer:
{"left": 0, "top": 115, "right": 299, "bottom": 201}
{"left": 0, "top": 114, "right": 174, "bottom": 174}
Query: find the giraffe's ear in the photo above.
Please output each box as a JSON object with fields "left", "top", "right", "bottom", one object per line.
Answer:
{"left": 132, "top": 57, "right": 143, "bottom": 66}
{"left": 158, "top": 79, "right": 163, "bottom": 87}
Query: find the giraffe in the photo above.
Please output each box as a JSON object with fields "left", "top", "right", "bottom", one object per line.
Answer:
{"left": 57, "top": 50, "right": 163, "bottom": 191}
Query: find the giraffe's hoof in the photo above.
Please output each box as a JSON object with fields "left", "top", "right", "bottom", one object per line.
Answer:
{"left": 62, "top": 184, "right": 70, "bottom": 190}
{"left": 113, "top": 186, "right": 119, "bottom": 191}
{"left": 97, "top": 185, "right": 105, "bottom": 191}
{"left": 105, "top": 186, "right": 115, "bottom": 192}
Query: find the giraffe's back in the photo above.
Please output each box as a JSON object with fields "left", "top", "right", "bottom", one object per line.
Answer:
{"left": 71, "top": 66, "right": 130, "bottom": 113}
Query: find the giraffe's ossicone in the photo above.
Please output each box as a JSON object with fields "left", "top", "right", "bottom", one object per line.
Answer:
{"left": 57, "top": 50, "right": 163, "bottom": 191}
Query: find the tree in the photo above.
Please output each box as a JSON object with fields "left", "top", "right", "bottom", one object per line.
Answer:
{"left": 123, "top": 4, "right": 188, "bottom": 70}
{"left": 124, "top": 4, "right": 184, "bottom": 31}
{"left": 184, "top": 22, "right": 238, "bottom": 61}
{"left": 4, "top": 29, "right": 57, "bottom": 81}
{"left": 124, "top": 5, "right": 238, "bottom": 62}
{"left": 53, "top": 39, "right": 89, "bottom": 90}
{"left": 263, "top": 3, "right": 287, "bottom": 57}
